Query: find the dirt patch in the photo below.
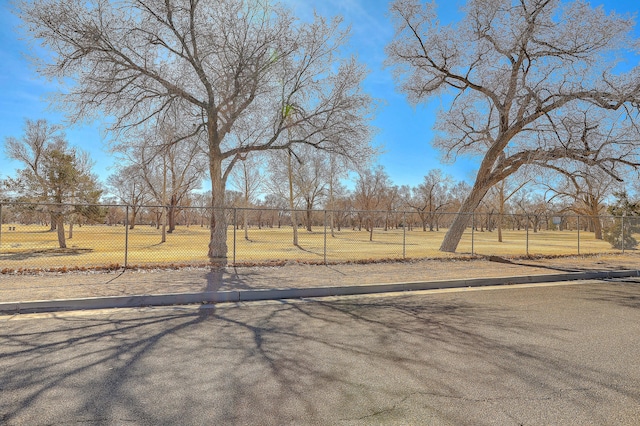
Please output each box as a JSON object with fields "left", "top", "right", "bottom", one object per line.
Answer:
{"left": 1, "top": 252, "right": 638, "bottom": 303}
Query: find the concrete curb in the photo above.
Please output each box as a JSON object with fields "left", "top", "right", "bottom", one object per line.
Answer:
{"left": 1, "top": 269, "right": 639, "bottom": 314}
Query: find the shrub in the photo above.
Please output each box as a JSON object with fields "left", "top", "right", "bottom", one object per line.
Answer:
{"left": 603, "top": 220, "right": 638, "bottom": 250}
{"left": 604, "top": 192, "right": 640, "bottom": 250}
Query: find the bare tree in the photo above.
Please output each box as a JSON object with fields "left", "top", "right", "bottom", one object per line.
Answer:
{"left": 326, "top": 181, "right": 352, "bottom": 233}
{"left": 190, "top": 192, "right": 212, "bottom": 228}
{"left": 407, "top": 169, "right": 452, "bottom": 231}
{"left": 513, "top": 190, "right": 549, "bottom": 233}
{"left": 263, "top": 193, "right": 288, "bottom": 229}
{"left": 353, "top": 165, "right": 391, "bottom": 241}
{"left": 229, "top": 153, "right": 265, "bottom": 240}
{"left": 387, "top": 0, "right": 640, "bottom": 252}
{"left": 265, "top": 150, "right": 301, "bottom": 244}
{"left": 382, "top": 184, "right": 404, "bottom": 231}
{"left": 18, "top": 0, "right": 375, "bottom": 263}
{"left": 541, "top": 165, "right": 622, "bottom": 239}
{"left": 265, "top": 145, "right": 328, "bottom": 237}
{"left": 119, "top": 122, "right": 206, "bottom": 238}
{"left": 486, "top": 172, "right": 531, "bottom": 242}
{"left": 290, "top": 147, "right": 329, "bottom": 232}
{"left": 326, "top": 154, "right": 353, "bottom": 237}
{"left": 107, "top": 165, "right": 149, "bottom": 229}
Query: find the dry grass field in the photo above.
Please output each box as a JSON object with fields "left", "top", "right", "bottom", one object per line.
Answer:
{"left": 0, "top": 222, "right": 625, "bottom": 271}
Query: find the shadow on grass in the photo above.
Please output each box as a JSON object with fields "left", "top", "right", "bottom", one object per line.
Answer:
{"left": 0, "top": 248, "right": 93, "bottom": 262}
{"left": 294, "top": 244, "right": 323, "bottom": 257}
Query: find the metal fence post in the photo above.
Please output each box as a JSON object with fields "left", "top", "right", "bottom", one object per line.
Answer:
{"left": 323, "top": 210, "right": 327, "bottom": 265}
{"left": 233, "top": 208, "right": 237, "bottom": 264}
{"left": 621, "top": 214, "right": 625, "bottom": 254}
{"left": 403, "top": 211, "right": 406, "bottom": 259}
{"left": 577, "top": 215, "right": 580, "bottom": 255}
{"left": 0, "top": 203, "right": 3, "bottom": 254}
{"left": 124, "top": 205, "right": 129, "bottom": 268}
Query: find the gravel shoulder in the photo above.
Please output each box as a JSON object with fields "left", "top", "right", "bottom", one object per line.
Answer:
{"left": 1, "top": 252, "right": 639, "bottom": 303}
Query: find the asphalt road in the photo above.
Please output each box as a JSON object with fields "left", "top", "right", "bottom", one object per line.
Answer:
{"left": 1, "top": 279, "right": 639, "bottom": 425}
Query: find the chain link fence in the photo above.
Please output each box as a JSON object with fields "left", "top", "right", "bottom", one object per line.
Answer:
{"left": 0, "top": 202, "right": 637, "bottom": 272}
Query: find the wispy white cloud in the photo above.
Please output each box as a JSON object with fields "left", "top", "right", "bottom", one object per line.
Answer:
{"left": 283, "top": 0, "right": 392, "bottom": 50}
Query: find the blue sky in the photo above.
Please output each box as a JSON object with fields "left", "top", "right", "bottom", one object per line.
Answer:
{"left": 1, "top": 0, "right": 638, "bottom": 188}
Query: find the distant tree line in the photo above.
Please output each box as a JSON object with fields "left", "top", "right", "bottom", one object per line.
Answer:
{"left": 4, "top": 117, "right": 640, "bottom": 251}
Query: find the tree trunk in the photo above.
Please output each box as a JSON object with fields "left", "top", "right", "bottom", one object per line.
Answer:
{"left": 68, "top": 220, "right": 73, "bottom": 239}
{"left": 306, "top": 207, "right": 312, "bottom": 232}
{"left": 244, "top": 208, "right": 249, "bottom": 240}
{"left": 129, "top": 209, "right": 137, "bottom": 230}
{"left": 591, "top": 215, "right": 603, "bottom": 240}
{"left": 287, "top": 151, "right": 298, "bottom": 246}
{"left": 330, "top": 210, "right": 335, "bottom": 237}
{"left": 440, "top": 184, "right": 490, "bottom": 252}
{"left": 207, "top": 156, "right": 228, "bottom": 263}
{"left": 497, "top": 183, "right": 505, "bottom": 242}
{"left": 588, "top": 202, "right": 603, "bottom": 240}
{"left": 418, "top": 211, "right": 426, "bottom": 231}
{"left": 168, "top": 196, "right": 177, "bottom": 233}
{"left": 55, "top": 214, "right": 66, "bottom": 249}
{"left": 161, "top": 207, "right": 167, "bottom": 243}
{"left": 161, "top": 156, "right": 167, "bottom": 241}
{"left": 49, "top": 212, "right": 57, "bottom": 231}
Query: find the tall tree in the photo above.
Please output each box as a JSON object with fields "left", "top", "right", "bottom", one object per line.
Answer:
{"left": 190, "top": 192, "right": 213, "bottom": 228}
{"left": 106, "top": 164, "right": 149, "bottom": 229}
{"left": 112, "top": 118, "right": 207, "bottom": 239}
{"left": 265, "top": 150, "right": 301, "bottom": 244}
{"left": 326, "top": 154, "right": 352, "bottom": 237}
{"left": 289, "top": 147, "right": 329, "bottom": 232}
{"left": 407, "top": 169, "right": 452, "bottom": 231}
{"left": 4, "top": 119, "right": 102, "bottom": 248}
{"left": 486, "top": 172, "right": 530, "bottom": 242}
{"left": 353, "top": 166, "right": 392, "bottom": 241}
{"left": 229, "top": 153, "right": 265, "bottom": 240}
{"left": 265, "top": 146, "right": 329, "bottom": 237}
{"left": 326, "top": 181, "right": 352, "bottom": 233}
{"left": 18, "top": 0, "right": 375, "bottom": 263}
{"left": 387, "top": 0, "right": 640, "bottom": 252}
{"left": 541, "top": 165, "right": 621, "bottom": 239}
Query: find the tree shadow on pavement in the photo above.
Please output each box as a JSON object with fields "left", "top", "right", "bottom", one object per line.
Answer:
{"left": 1, "top": 288, "right": 640, "bottom": 424}
{"left": 581, "top": 279, "right": 640, "bottom": 309}
{"left": 203, "top": 266, "right": 257, "bottom": 291}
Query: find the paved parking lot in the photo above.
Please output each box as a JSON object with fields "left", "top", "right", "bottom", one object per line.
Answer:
{"left": 1, "top": 279, "right": 639, "bottom": 425}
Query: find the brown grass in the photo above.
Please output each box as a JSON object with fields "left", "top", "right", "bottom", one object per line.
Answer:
{"left": 0, "top": 223, "right": 625, "bottom": 272}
